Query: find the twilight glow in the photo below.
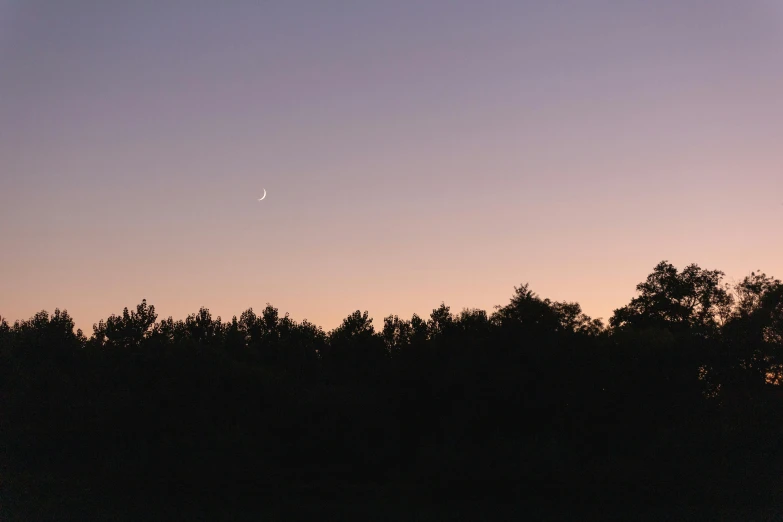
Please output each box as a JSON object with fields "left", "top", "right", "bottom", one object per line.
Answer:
{"left": 1, "top": 1, "right": 782, "bottom": 331}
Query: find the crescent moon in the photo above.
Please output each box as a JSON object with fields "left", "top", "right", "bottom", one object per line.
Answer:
{"left": 258, "top": 189, "right": 266, "bottom": 201}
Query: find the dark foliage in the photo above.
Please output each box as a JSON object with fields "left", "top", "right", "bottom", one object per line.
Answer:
{"left": 2, "top": 261, "right": 783, "bottom": 520}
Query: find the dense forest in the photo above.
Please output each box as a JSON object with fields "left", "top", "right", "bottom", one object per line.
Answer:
{"left": 2, "top": 260, "right": 783, "bottom": 520}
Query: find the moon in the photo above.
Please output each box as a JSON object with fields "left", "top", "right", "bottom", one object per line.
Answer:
{"left": 258, "top": 189, "right": 266, "bottom": 201}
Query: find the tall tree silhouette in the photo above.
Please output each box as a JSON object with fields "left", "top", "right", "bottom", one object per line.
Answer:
{"left": 609, "top": 261, "right": 731, "bottom": 336}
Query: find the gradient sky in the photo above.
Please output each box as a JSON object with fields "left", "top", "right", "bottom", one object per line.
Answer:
{"left": 2, "top": 0, "right": 782, "bottom": 333}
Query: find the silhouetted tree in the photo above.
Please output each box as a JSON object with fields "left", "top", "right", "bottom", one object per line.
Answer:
{"left": 91, "top": 299, "right": 157, "bottom": 349}
{"left": 550, "top": 300, "right": 604, "bottom": 336}
{"left": 609, "top": 261, "right": 731, "bottom": 336}
{"left": 456, "top": 308, "right": 491, "bottom": 339}
{"left": 184, "top": 306, "right": 223, "bottom": 347}
{"left": 3, "top": 263, "right": 783, "bottom": 520}
{"left": 382, "top": 314, "right": 413, "bottom": 353}
{"left": 492, "top": 283, "right": 561, "bottom": 341}
{"left": 428, "top": 302, "right": 455, "bottom": 339}
{"left": 720, "top": 272, "right": 783, "bottom": 390}
{"left": 326, "top": 310, "right": 386, "bottom": 379}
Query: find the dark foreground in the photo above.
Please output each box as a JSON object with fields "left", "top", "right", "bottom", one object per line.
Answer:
{"left": 4, "top": 466, "right": 783, "bottom": 522}
{"left": 3, "top": 262, "right": 783, "bottom": 519}
{"left": 4, "top": 478, "right": 783, "bottom": 521}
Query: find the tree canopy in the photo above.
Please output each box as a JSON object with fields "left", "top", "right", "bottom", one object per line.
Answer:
{"left": 3, "top": 260, "right": 783, "bottom": 519}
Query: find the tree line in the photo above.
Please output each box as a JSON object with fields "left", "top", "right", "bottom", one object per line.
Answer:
{"left": 2, "top": 260, "right": 783, "bottom": 519}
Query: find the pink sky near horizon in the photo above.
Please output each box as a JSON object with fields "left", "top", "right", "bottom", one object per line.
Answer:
{"left": 1, "top": 1, "right": 782, "bottom": 333}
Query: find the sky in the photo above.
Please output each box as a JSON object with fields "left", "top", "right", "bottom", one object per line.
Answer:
{"left": 1, "top": 0, "right": 782, "bottom": 333}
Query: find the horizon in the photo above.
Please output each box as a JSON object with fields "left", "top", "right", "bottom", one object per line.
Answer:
{"left": 2, "top": 259, "right": 778, "bottom": 335}
{"left": 3, "top": 1, "right": 782, "bottom": 335}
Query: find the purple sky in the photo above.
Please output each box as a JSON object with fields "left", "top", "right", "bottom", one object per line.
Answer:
{"left": 2, "top": 0, "right": 782, "bottom": 332}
